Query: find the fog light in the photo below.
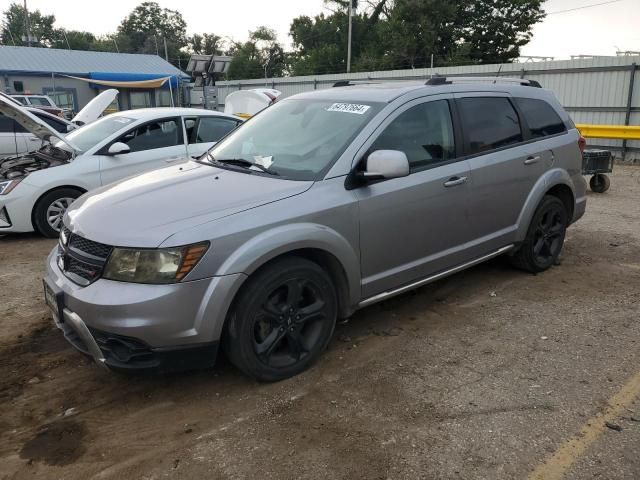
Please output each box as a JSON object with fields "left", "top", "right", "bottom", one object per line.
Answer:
{"left": 0, "top": 207, "right": 11, "bottom": 227}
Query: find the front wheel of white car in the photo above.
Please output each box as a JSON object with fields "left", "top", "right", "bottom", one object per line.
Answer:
{"left": 33, "top": 188, "right": 82, "bottom": 238}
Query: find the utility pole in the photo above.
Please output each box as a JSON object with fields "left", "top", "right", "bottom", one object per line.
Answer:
{"left": 23, "top": 0, "right": 32, "bottom": 47}
{"left": 347, "top": 1, "right": 353, "bottom": 73}
{"left": 163, "top": 37, "right": 169, "bottom": 62}
{"left": 62, "top": 29, "right": 70, "bottom": 49}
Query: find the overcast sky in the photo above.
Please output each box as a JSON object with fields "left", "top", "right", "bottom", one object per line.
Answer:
{"left": 18, "top": 0, "right": 640, "bottom": 59}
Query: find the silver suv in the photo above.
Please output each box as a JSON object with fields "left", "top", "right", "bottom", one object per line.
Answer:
{"left": 44, "top": 78, "right": 586, "bottom": 381}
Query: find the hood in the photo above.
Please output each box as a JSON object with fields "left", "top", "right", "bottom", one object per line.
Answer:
{"left": 72, "top": 89, "right": 118, "bottom": 126}
{"left": 224, "top": 89, "right": 282, "bottom": 118}
{"left": 0, "top": 95, "right": 80, "bottom": 153}
{"left": 66, "top": 161, "right": 313, "bottom": 247}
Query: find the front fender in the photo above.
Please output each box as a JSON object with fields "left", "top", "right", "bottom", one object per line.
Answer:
{"left": 515, "top": 168, "right": 575, "bottom": 243}
{"left": 216, "top": 222, "right": 361, "bottom": 308}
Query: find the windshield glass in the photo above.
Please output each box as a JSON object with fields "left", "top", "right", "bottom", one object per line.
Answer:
{"left": 60, "top": 115, "right": 135, "bottom": 152}
{"left": 29, "top": 97, "right": 52, "bottom": 106}
{"left": 207, "top": 98, "right": 382, "bottom": 180}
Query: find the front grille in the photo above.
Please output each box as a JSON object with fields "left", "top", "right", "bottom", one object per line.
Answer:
{"left": 58, "top": 226, "right": 113, "bottom": 286}
{"left": 69, "top": 235, "right": 112, "bottom": 260}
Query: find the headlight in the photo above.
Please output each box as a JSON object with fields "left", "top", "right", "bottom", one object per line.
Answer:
{"left": 0, "top": 179, "right": 21, "bottom": 195}
{"left": 103, "top": 242, "right": 209, "bottom": 284}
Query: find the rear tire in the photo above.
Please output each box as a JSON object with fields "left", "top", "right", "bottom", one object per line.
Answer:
{"left": 589, "top": 174, "right": 610, "bottom": 193}
{"left": 223, "top": 257, "right": 338, "bottom": 382}
{"left": 33, "top": 188, "right": 82, "bottom": 238}
{"left": 509, "top": 195, "right": 568, "bottom": 273}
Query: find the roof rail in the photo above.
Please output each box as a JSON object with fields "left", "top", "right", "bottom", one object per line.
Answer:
{"left": 332, "top": 80, "right": 381, "bottom": 87}
{"left": 425, "top": 76, "right": 542, "bottom": 88}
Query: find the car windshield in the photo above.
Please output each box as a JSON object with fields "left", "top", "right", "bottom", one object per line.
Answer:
{"left": 207, "top": 98, "right": 382, "bottom": 180}
{"left": 28, "top": 97, "right": 52, "bottom": 106}
{"left": 60, "top": 115, "right": 135, "bottom": 152}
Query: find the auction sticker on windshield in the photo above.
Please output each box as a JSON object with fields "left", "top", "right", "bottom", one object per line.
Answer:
{"left": 327, "top": 103, "right": 371, "bottom": 114}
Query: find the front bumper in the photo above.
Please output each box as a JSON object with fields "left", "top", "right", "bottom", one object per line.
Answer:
{"left": 0, "top": 183, "right": 38, "bottom": 232}
{"left": 45, "top": 247, "right": 246, "bottom": 371}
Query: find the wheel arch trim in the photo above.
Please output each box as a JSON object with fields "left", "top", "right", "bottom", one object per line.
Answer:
{"left": 515, "top": 168, "right": 576, "bottom": 243}
{"left": 197, "top": 223, "right": 360, "bottom": 343}
{"left": 215, "top": 222, "right": 360, "bottom": 307}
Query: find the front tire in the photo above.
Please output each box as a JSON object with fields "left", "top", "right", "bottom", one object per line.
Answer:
{"left": 33, "top": 188, "right": 82, "bottom": 238}
{"left": 509, "top": 195, "right": 568, "bottom": 273}
{"left": 224, "top": 257, "right": 338, "bottom": 382}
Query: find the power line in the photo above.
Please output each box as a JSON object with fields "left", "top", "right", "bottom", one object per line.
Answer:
{"left": 545, "top": 0, "right": 625, "bottom": 15}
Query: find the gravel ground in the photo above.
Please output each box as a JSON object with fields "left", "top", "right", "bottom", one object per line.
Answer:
{"left": 0, "top": 166, "right": 639, "bottom": 480}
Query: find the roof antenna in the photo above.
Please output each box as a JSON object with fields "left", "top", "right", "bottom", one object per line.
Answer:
{"left": 494, "top": 64, "right": 503, "bottom": 83}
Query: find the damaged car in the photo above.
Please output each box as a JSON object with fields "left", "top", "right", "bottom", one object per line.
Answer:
{"left": 46, "top": 79, "right": 586, "bottom": 381}
{"left": 0, "top": 89, "right": 118, "bottom": 158}
{"left": 0, "top": 95, "right": 242, "bottom": 237}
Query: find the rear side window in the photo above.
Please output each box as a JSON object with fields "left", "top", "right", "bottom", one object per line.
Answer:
{"left": 370, "top": 100, "right": 456, "bottom": 171}
{"left": 185, "top": 116, "right": 239, "bottom": 144}
{"left": 0, "top": 115, "right": 27, "bottom": 133}
{"left": 514, "top": 98, "right": 566, "bottom": 138}
{"left": 457, "top": 97, "right": 523, "bottom": 154}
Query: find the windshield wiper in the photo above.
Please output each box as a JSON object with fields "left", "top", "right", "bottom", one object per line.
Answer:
{"left": 213, "top": 157, "right": 279, "bottom": 176}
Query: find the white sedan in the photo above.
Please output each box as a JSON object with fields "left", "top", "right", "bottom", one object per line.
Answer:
{"left": 0, "top": 98, "right": 242, "bottom": 237}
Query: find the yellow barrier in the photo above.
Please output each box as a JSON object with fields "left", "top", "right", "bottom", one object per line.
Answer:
{"left": 575, "top": 124, "right": 640, "bottom": 140}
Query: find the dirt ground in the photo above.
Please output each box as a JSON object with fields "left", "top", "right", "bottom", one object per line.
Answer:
{"left": 1, "top": 166, "right": 639, "bottom": 480}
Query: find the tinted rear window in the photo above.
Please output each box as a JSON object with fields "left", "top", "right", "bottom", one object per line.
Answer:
{"left": 514, "top": 97, "right": 566, "bottom": 138}
{"left": 457, "top": 97, "right": 523, "bottom": 154}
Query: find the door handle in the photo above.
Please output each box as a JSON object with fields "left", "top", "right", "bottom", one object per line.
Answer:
{"left": 524, "top": 155, "right": 541, "bottom": 165}
{"left": 164, "top": 156, "right": 181, "bottom": 163}
{"left": 443, "top": 176, "right": 468, "bottom": 187}
{"left": 28, "top": 135, "right": 40, "bottom": 141}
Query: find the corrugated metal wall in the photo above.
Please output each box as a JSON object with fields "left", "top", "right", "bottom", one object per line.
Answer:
{"left": 216, "top": 56, "right": 640, "bottom": 160}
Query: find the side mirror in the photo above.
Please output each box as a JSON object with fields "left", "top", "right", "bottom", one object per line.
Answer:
{"left": 364, "top": 150, "right": 410, "bottom": 179}
{"left": 66, "top": 124, "right": 76, "bottom": 133}
{"left": 107, "top": 142, "right": 130, "bottom": 156}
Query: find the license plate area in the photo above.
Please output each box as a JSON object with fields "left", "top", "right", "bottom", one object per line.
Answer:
{"left": 43, "top": 279, "right": 64, "bottom": 323}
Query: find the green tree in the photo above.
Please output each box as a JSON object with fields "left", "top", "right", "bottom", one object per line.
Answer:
{"left": 117, "top": 1, "right": 188, "bottom": 63}
{"left": 227, "top": 27, "right": 286, "bottom": 80}
{"left": 189, "top": 33, "right": 223, "bottom": 55}
{"left": 288, "top": 0, "right": 546, "bottom": 74}
{"left": 1, "top": 2, "right": 56, "bottom": 47}
{"left": 454, "top": 0, "right": 545, "bottom": 64}
{"left": 51, "top": 30, "right": 96, "bottom": 50}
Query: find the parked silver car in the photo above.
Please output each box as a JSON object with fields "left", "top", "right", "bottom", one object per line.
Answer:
{"left": 44, "top": 78, "right": 587, "bottom": 381}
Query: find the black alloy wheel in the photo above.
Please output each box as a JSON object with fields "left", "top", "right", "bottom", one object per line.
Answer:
{"left": 224, "top": 257, "right": 337, "bottom": 381}
{"left": 509, "top": 195, "right": 568, "bottom": 273}
{"left": 531, "top": 205, "right": 565, "bottom": 265}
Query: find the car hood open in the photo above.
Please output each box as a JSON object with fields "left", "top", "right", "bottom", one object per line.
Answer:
{"left": 0, "top": 95, "right": 80, "bottom": 153}
{"left": 223, "top": 88, "right": 281, "bottom": 118}
{"left": 66, "top": 161, "right": 313, "bottom": 247}
{"left": 72, "top": 89, "right": 118, "bottom": 126}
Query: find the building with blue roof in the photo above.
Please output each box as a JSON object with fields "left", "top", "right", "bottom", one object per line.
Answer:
{"left": 0, "top": 45, "right": 190, "bottom": 114}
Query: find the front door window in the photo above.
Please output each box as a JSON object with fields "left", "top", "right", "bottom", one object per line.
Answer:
{"left": 370, "top": 100, "right": 456, "bottom": 171}
{"left": 117, "top": 118, "right": 183, "bottom": 152}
